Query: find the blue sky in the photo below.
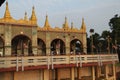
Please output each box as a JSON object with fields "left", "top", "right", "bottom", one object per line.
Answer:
{"left": 0, "top": 0, "right": 120, "bottom": 35}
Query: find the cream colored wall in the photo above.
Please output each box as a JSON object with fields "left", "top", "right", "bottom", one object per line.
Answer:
{"left": 14, "top": 70, "right": 40, "bottom": 80}
{"left": 57, "top": 68, "right": 71, "bottom": 80}
{"left": 78, "top": 67, "right": 92, "bottom": 79}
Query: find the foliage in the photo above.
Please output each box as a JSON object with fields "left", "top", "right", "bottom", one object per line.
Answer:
{"left": 109, "top": 14, "right": 120, "bottom": 44}
{"left": 87, "top": 14, "right": 120, "bottom": 53}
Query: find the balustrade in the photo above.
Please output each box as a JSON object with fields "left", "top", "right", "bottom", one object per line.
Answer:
{"left": 0, "top": 54, "right": 119, "bottom": 69}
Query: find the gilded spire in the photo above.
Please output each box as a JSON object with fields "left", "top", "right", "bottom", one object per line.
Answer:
{"left": 71, "top": 22, "right": 73, "bottom": 29}
{"left": 30, "top": 6, "right": 37, "bottom": 24}
{"left": 4, "top": 1, "right": 12, "bottom": 19}
{"left": 44, "top": 15, "right": 51, "bottom": 28}
{"left": 63, "top": 17, "right": 69, "bottom": 30}
{"left": 24, "top": 12, "right": 28, "bottom": 20}
{"left": 80, "top": 18, "right": 86, "bottom": 32}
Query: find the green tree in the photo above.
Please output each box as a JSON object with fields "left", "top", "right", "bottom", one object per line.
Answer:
{"left": 109, "top": 14, "right": 120, "bottom": 44}
{"left": 101, "top": 30, "right": 110, "bottom": 39}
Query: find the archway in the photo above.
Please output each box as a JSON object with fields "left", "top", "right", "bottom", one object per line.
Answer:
{"left": 37, "top": 38, "right": 46, "bottom": 56}
{"left": 70, "top": 39, "right": 83, "bottom": 54}
{"left": 0, "top": 37, "right": 4, "bottom": 56}
{"left": 12, "top": 35, "right": 32, "bottom": 56}
{"left": 51, "top": 39, "right": 65, "bottom": 55}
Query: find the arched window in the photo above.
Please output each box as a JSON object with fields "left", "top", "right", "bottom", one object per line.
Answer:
{"left": 70, "top": 39, "right": 83, "bottom": 54}
{"left": 12, "top": 35, "right": 32, "bottom": 56}
{"left": 51, "top": 39, "right": 65, "bottom": 55}
{"left": 37, "top": 38, "right": 46, "bottom": 56}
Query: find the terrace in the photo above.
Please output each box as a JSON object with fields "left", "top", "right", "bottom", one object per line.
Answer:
{"left": 0, "top": 54, "right": 118, "bottom": 72}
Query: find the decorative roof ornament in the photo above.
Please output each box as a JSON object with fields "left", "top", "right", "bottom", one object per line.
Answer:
{"left": 4, "top": 1, "right": 12, "bottom": 19}
{"left": 63, "top": 17, "right": 69, "bottom": 30}
{"left": 30, "top": 6, "right": 37, "bottom": 25}
{"left": 80, "top": 18, "right": 86, "bottom": 33}
{"left": 71, "top": 22, "right": 74, "bottom": 29}
{"left": 24, "top": 12, "right": 28, "bottom": 20}
{"left": 44, "top": 15, "right": 51, "bottom": 29}
{"left": 71, "top": 22, "right": 78, "bottom": 32}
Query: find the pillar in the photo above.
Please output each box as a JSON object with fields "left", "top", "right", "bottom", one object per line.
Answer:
{"left": 113, "top": 64, "right": 116, "bottom": 80}
{"left": 32, "top": 26, "right": 38, "bottom": 55}
{"left": 4, "top": 25, "right": 11, "bottom": 56}
{"left": 92, "top": 66, "right": 95, "bottom": 80}
{"left": 77, "top": 68, "right": 79, "bottom": 79}
{"left": 78, "top": 68, "right": 82, "bottom": 79}
{"left": 44, "top": 69, "right": 49, "bottom": 80}
{"left": 39, "top": 70, "right": 44, "bottom": 80}
{"left": 46, "top": 32, "right": 51, "bottom": 55}
{"left": 96, "top": 66, "right": 101, "bottom": 78}
{"left": 71, "top": 67, "right": 75, "bottom": 80}
{"left": 83, "top": 33, "right": 87, "bottom": 53}
{"left": 65, "top": 34, "right": 70, "bottom": 55}
{"left": 105, "top": 65, "right": 108, "bottom": 80}
{"left": 57, "top": 69, "right": 60, "bottom": 80}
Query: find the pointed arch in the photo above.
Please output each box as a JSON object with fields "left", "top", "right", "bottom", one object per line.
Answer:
{"left": 37, "top": 38, "right": 46, "bottom": 56}
{"left": 51, "top": 39, "right": 65, "bottom": 55}
{"left": 70, "top": 39, "right": 83, "bottom": 54}
{"left": 11, "top": 35, "right": 32, "bottom": 56}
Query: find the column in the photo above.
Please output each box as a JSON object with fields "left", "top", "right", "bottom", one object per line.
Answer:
{"left": 46, "top": 32, "right": 51, "bottom": 56}
{"left": 105, "top": 65, "right": 108, "bottom": 80}
{"left": 39, "top": 70, "right": 43, "bottom": 80}
{"left": 96, "top": 66, "right": 101, "bottom": 78}
{"left": 83, "top": 33, "right": 87, "bottom": 53}
{"left": 44, "top": 69, "right": 49, "bottom": 80}
{"left": 77, "top": 67, "right": 80, "bottom": 80}
{"left": 32, "top": 26, "right": 38, "bottom": 55}
{"left": 4, "top": 25, "right": 11, "bottom": 56}
{"left": 57, "top": 69, "right": 60, "bottom": 80}
{"left": 65, "top": 35, "right": 70, "bottom": 55}
{"left": 92, "top": 66, "right": 95, "bottom": 80}
{"left": 113, "top": 64, "right": 116, "bottom": 80}
{"left": 71, "top": 67, "right": 75, "bottom": 80}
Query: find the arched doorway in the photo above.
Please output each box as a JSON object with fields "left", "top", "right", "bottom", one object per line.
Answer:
{"left": 0, "top": 37, "right": 4, "bottom": 56}
{"left": 51, "top": 39, "right": 65, "bottom": 55}
{"left": 37, "top": 38, "right": 46, "bottom": 56}
{"left": 70, "top": 39, "right": 83, "bottom": 54}
{"left": 12, "top": 35, "right": 32, "bottom": 56}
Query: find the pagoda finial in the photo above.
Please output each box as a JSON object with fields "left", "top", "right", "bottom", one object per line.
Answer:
{"left": 24, "top": 12, "right": 28, "bottom": 20}
{"left": 71, "top": 22, "right": 73, "bottom": 29}
{"left": 30, "top": 6, "right": 37, "bottom": 24}
{"left": 80, "top": 18, "right": 86, "bottom": 32}
{"left": 4, "top": 1, "right": 12, "bottom": 19}
{"left": 63, "top": 16, "right": 69, "bottom": 30}
{"left": 44, "top": 14, "right": 51, "bottom": 29}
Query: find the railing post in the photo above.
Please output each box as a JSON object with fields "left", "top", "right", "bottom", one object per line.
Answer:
{"left": 47, "top": 55, "right": 50, "bottom": 69}
{"left": 76, "top": 55, "right": 78, "bottom": 67}
{"left": 98, "top": 55, "right": 100, "bottom": 66}
{"left": 21, "top": 56, "right": 24, "bottom": 71}
{"left": 112, "top": 55, "right": 115, "bottom": 64}
{"left": 16, "top": 56, "right": 19, "bottom": 72}
{"left": 98, "top": 55, "right": 102, "bottom": 66}
{"left": 79, "top": 54, "right": 82, "bottom": 67}
{"left": 51, "top": 54, "right": 54, "bottom": 69}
